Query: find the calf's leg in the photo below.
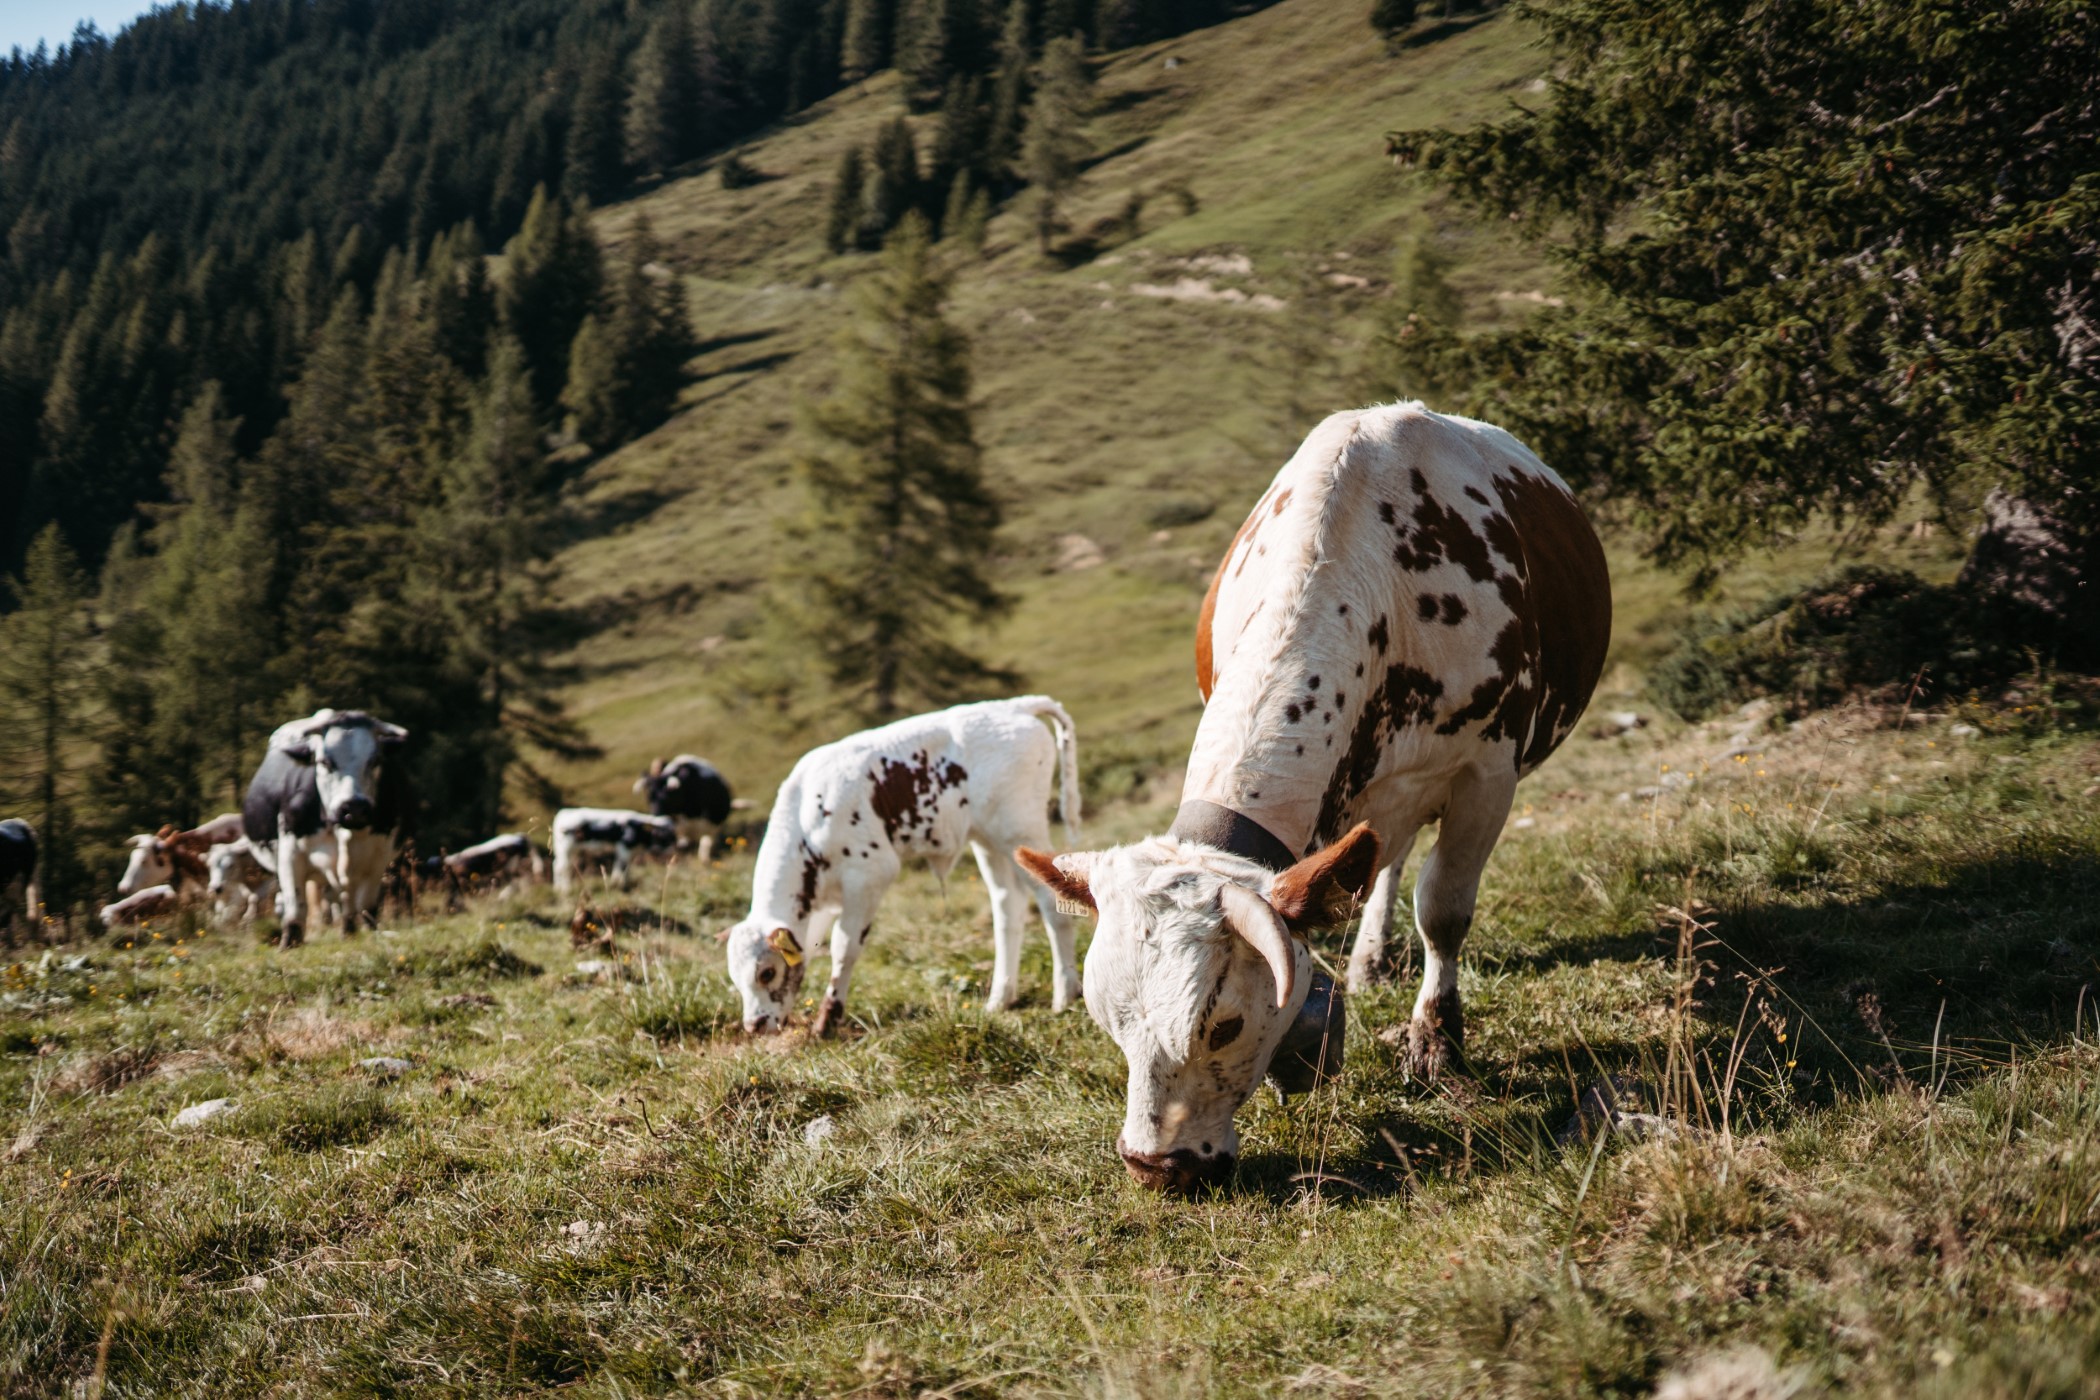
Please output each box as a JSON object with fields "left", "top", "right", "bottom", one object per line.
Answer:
{"left": 1407, "top": 768, "right": 1517, "bottom": 1081}
{"left": 812, "top": 878, "right": 889, "bottom": 1037}
{"left": 971, "top": 842, "right": 1036, "bottom": 1012}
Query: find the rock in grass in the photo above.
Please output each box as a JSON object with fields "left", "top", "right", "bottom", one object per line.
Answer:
{"left": 360, "top": 1056, "right": 413, "bottom": 1078}
{"left": 172, "top": 1098, "right": 236, "bottom": 1128}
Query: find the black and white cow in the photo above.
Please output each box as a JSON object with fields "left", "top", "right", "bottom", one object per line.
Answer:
{"left": 242, "top": 709, "right": 410, "bottom": 945}
{"left": 1, "top": 819, "right": 37, "bottom": 943}
{"left": 552, "top": 809, "right": 679, "bottom": 893}
{"left": 421, "top": 833, "right": 549, "bottom": 906}
{"left": 634, "top": 755, "right": 735, "bottom": 859}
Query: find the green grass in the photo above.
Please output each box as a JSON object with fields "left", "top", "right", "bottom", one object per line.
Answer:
{"left": 3, "top": 709, "right": 2095, "bottom": 1394}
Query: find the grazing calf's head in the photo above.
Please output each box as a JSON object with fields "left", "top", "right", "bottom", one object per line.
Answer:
{"left": 272, "top": 709, "right": 407, "bottom": 829}
{"left": 118, "top": 831, "right": 173, "bottom": 896}
{"left": 722, "top": 919, "right": 805, "bottom": 1032}
{"left": 1016, "top": 825, "right": 1377, "bottom": 1194}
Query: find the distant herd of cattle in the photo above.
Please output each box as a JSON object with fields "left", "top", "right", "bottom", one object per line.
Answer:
{"left": 2, "top": 406, "right": 1610, "bottom": 1190}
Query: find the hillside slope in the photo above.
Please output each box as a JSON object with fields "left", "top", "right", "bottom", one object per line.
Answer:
{"left": 545, "top": 1, "right": 1958, "bottom": 812}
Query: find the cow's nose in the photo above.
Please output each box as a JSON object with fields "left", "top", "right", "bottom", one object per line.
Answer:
{"left": 744, "top": 1013, "right": 777, "bottom": 1034}
{"left": 1117, "top": 1138, "right": 1235, "bottom": 1195}
{"left": 334, "top": 797, "right": 373, "bottom": 829}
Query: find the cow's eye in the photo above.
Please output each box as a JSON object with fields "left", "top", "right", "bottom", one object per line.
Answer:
{"left": 319, "top": 757, "right": 336, "bottom": 772}
{"left": 758, "top": 966, "right": 776, "bottom": 986}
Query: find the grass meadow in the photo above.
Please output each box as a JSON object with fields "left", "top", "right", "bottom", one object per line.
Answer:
{"left": 4, "top": 695, "right": 2095, "bottom": 1396}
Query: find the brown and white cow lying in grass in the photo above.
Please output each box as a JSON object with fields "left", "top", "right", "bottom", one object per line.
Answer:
{"left": 116, "top": 813, "right": 244, "bottom": 907}
{"left": 1018, "top": 404, "right": 1610, "bottom": 1192}
{"left": 723, "top": 696, "right": 1082, "bottom": 1037}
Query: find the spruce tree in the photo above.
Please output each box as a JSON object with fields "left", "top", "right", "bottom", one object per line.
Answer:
{"left": 841, "top": 0, "right": 891, "bottom": 82}
{"left": 1020, "top": 35, "right": 1091, "bottom": 252}
{"left": 625, "top": 8, "right": 701, "bottom": 177}
{"left": 1383, "top": 0, "right": 2100, "bottom": 600}
{"left": 564, "top": 49, "right": 629, "bottom": 206}
{"left": 0, "top": 525, "right": 98, "bottom": 915}
{"left": 827, "top": 145, "right": 868, "bottom": 254}
{"left": 562, "top": 313, "right": 624, "bottom": 451}
{"left": 788, "top": 213, "right": 1011, "bottom": 719}
{"left": 986, "top": 0, "right": 1033, "bottom": 180}
{"left": 499, "top": 185, "right": 605, "bottom": 413}
{"left": 859, "top": 116, "right": 921, "bottom": 249}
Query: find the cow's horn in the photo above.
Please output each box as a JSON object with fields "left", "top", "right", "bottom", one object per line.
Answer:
{"left": 294, "top": 708, "right": 339, "bottom": 737}
{"left": 374, "top": 719, "right": 408, "bottom": 740}
{"left": 1220, "top": 882, "right": 1296, "bottom": 1011}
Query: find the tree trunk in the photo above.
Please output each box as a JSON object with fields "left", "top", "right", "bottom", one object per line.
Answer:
{"left": 1956, "top": 490, "right": 2100, "bottom": 671}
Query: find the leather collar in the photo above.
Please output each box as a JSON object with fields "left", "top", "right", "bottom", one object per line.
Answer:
{"left": 1167, "top": 800, "right": 1299, "bottom": 873}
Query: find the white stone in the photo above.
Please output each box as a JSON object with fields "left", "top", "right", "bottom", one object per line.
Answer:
{"left": 360, "top": 1056, "right": 413, "bottom": 1077}
{"left": 172, "top": 1098, "right": 236, "bottom": 1129}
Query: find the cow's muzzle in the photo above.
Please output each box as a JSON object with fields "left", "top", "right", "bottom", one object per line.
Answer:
{"left": 1117, "top": 1139, "right": 1235, "bottom": 1194}
{"left": 331, "top": 797, "right": 374, "bottom": 830}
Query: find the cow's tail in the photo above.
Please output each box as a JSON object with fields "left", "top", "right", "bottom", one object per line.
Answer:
{"left": 1010, "top": 696, "right": 1081, "bottom": 847}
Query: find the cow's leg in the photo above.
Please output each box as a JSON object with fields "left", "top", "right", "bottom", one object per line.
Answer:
{"left": 811, "top": 875, "right": 891, "bottom": 1038}
{"left": 1406, "top": 769, "right": 1517, "bottom": 1081}
{"left": 971, "top": 842, "right": 1032, "bottom": 1012}
{"left": 275, "top": 832, "right": 306, "bottom": 948}
{"left": 1346, "top": 833, "right": 1419, "bottom": 992}
{"left": 611, "top": 843, "right": 634, "bottom": 890}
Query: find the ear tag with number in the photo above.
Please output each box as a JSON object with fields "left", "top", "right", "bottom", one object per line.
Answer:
{"left": 766, "top": 927, "right": 803, "bottom": 966}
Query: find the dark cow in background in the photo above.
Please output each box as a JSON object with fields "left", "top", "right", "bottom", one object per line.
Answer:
{"left": 418, "top": 833, "right": 550, "bottom": 907}
{"left": 553, "top": 809, "right": 679, "bottom": 893}
{"left": 1, "top": 820, "right": 37, "bottom": 944}
{"left": 635, "top": 755, "right": 734, "bottom": 859}
{"left": 243, "top": 709, "right": 410, "bottom": 945}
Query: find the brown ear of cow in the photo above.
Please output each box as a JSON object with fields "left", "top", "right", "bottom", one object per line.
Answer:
{"left": 1266, "top": 823, "right": 1381, "bottom": 929}
{"left": 1014, "top": 848, "right": 1096, "bottom": 913}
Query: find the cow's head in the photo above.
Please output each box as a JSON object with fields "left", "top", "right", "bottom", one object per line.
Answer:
{"left": 118, "top": 829, "right": 174, "bottom": 896}
{"left": 634, "top": 758, "right": 672, "bottom": 812}
{"left": 205, "top": 842, "right": 244, "bottom": 895}
{"left": 1015, "top": 825, "right": 1377, "bottom": 1194}
{"left": 721, "top": 919, "right": 806, "bottom": 1033}
{"left": 273, "top": 709, "right": 408, "bottom": 829}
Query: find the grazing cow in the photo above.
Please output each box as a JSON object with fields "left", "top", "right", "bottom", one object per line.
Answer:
{"left": 722, "top": 695, "right": 1082, "bottom": 1036}
{"left": 552, "top": 810, "right": 679, "bottom": 893}
{"left": 101, "top": 884, "right": 180, "bottom": 928}
{"left": 634, "top": 755, "right": 734, "bottom": 859}
{"left": 205, "top": 839, "right": 278, "bottom": 926}
{"left": 242, "top": 709, "right": 411, "bottom": 945}
{"left": 426, "top": 833, "right": 550, "bottom": 904}
{"left": 1016, "top": 405, "right": 1610, "bottom": 1191}
{"left": 1, "top": 819, "right": 37, "bottom": 942}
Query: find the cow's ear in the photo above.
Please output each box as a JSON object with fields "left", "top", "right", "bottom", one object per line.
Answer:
{"left": 1266, "top": 823, "right": 1381, "bottom": 930}
{"left": 155, "top": 824, "right": 179, "bottom": 840}
{"left": 375, "top": 721, "right": 409, "bottom": 746}
{"left": 1015, "top": 848, "right": 1097, "bottom": 914}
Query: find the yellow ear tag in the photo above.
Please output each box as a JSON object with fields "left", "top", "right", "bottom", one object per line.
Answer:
{"left": 766, "top": 927, "right": 803, "bottom": 966}
{"left": 1055, "top": 898, "right": 1093, "bottom": 919}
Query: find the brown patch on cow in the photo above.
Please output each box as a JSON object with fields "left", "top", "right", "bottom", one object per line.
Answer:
{"left": 1207, "top": 1015, "right": 1244, "bottom": 1051}
{"left": 1272, "top": 487, "right": 1293, "bottom": 515}
{"left": 793, "top": 851, "right": 831, "bottom": 920}
{"left": 1392, "top": 484, "right": 1497, "bottom": 581}
{"left": 1316, "top": 662, "right": 1444, "bottom": 840}
{"left": 869, "top": 753, "right": 967, "bottom": 844}
{"left": 1195, "top": 499, "right": 1271, "bottom": 700}
{"left": 1268, "top": 823, "right": 1380, "bottom": 929}
{"left": 1429, "top": 472, "right": 1610, "bottom": 772}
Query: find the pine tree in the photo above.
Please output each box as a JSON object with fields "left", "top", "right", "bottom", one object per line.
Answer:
{"left": 562, "top": 312, "right": 624, "bottom": 451}
{"left": 0, "top": 525, "right": 98, "bottom": 915}
{"left": 986, "top": 0, "right": 1033, "bottom": 180}
{"left": 1383, "top": 0, "right": 2100, "bottom": 615}
{"left": 564, "top": 49, "right": 628, "bottom": 206}
{"left": 626, "top": 8, "right": 701, "bottom": 177}
{"left": 841, "top": 0, "right": 891, "bottom": 82}
{"left": 787, "top": 212, "right": 1011, "bottom": 719}
{"left": 929, "top": 74, "right": 989, "bottom": 196}
{"left": 859, "top": 115, "right": 921, "bottom": 249}
{"left": 827, "top": 145, "right": 868, "bottom": 254}
{"left": 427, "top": 222, "right": 496, "bottom": 380}
{"left": 499, "top": 185, "right": 605, "bottom": 413}
{"left": 1020, "top": 35, "right": 1091, "bottom": 252}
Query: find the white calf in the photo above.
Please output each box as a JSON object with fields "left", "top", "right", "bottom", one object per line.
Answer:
{"left": 206, "top": 838, "right": 278, "bottom": 926}
{"left": 722, "top": 695, "right": 1082, "bottom": 1036}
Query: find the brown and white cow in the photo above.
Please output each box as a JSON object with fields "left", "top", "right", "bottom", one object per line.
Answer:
{"left": 723, "top": 696, "right": 1083, "bottom": 1036}
{"left": 116, "top": 813, "right": 245, "bottom": 904}
{"left": 1017, "top": 404, "right": 1610, "bottom": 1192}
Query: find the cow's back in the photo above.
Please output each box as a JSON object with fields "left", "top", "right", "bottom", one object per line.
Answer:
{"left": 1189, "top": 404, "right": 1610, "bottom": 854}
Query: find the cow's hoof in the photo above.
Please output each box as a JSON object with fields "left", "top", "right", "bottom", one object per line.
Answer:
{"left": 811, "top": 996, "right": 846, "bottom": 1038}
{"left": 1405, "top": 993, "right": 1467, "bottom": 1082}
{"left": 277, "top": 924, "right": 306, "bottom": 950}
{"left": 1347, "top": 950, "right": 1409, "bottom": 995}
